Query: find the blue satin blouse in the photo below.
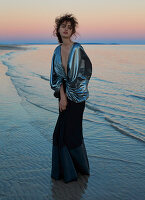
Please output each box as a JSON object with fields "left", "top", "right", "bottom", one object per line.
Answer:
{"left": 50, "top": 42, "right": 92, "bottom": 103}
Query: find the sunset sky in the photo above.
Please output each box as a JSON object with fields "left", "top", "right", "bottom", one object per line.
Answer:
{"left": 0, "top": 0, "right": 145, "bottom": 44}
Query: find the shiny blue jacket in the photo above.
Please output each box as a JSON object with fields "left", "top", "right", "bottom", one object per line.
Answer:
{"left": 50, "top": 42, "right": 92, "bottom": 103}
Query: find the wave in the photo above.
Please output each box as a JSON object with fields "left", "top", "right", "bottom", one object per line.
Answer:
{"left": 2, "top": 60, "right": 17, "bottom": 69}
{"left": 85, "top": 101, "right": 145, "bottom": 143}
{"left": 86, "top": 101, "right": 104, "bottom": 113}
{"left": 32, "top": 72, "right": 50, "bottom": 81}
{"left": 86, "top": 100, "right": 145, "bottom": 121}
{"left": 88, "top": 155, "right": 144, "bottom": 166}
{"left": 5, "top": 72, "right": 20, "bottom": 78}
{"left": 1, "top": 46, "right": 39, "bottom": 64}
{"left": 105, "top": 117, "right": 145, "bottom": 143}
{"left": 91, "top": 77, "right": 115, "bottom": 84}
{"left": 83, "top": 118, "right": 106, "bottom": 125}
{"left": 128, "top": 94, "right": 145, "bottom": 101}
{"left": 2, "top": 49, "right": 145, "bottom": 144}
{"left": 3, "top": 51, "right": 16, "bottom": 57}
{"left": 25, "top": 99, "right": 58, "bottom": 114}
{"left": 18, "top": 87, "right": 35, "bottom": 96}
{"left": 110, "top": 123, "right": 145, "bottom": 143}
{"left": 2, "top": 60, "right": 22, "bottom": 78}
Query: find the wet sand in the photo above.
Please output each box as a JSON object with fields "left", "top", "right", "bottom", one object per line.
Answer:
{"left": 0, "top": 48, "right": 90, "bottom": 200}
{"left": 0, "top": 45, "right": 145, "bottom": 200}
{"left": 0, "top": 44, "right": 28, "bottom": 50}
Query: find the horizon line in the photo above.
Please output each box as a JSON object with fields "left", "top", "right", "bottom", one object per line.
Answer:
{"left": 0, "top": 42, "right": 145, "bottom": 45}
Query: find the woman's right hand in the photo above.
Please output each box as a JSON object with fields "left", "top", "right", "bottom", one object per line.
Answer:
{"left": 59, "top": 94, "right": 68, "bottom": 112}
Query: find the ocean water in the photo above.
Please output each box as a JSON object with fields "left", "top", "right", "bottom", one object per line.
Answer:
{"left": 0, "top": 44, "right": 145, "bottom": 199}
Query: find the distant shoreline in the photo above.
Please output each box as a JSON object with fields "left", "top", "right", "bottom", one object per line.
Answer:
{"left": 0, "top": 43, "right": 120, "bottom": 46}
{"left": 0, "top": 43, "right": 119, "bottom": 50}
{"left": 0, "top": 45, "right": 29, "bottom": 50}
{"left": 0, "top": 43, "right": 145, "bottom": 50}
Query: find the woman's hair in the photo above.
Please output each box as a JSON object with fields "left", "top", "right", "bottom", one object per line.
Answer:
{"left": 53, "top": 13, "right": 79, "bottom": 44}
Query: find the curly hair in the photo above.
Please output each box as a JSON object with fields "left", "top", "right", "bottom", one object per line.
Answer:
{"left": 53, "top": 13, "right": 79, "bottom": 44}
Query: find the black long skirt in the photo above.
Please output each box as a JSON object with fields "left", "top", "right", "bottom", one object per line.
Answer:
{"left": 51, "top": 97, "right": 90, "bottom": 183}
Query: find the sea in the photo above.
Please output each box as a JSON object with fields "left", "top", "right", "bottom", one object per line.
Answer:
{"left": 0, "top": 44, "right": 145, "bottom": 200}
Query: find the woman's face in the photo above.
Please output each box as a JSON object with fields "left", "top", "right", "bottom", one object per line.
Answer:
{"left": 58, "top": 21, "right": 73, "bottom": 39}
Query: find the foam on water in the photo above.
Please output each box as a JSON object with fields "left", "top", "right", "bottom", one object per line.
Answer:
{"left": 1, "top": 44, "right": 145, "bottom": 199}
{"left": 1, "top": 44, "right": 145, "bottom": 144}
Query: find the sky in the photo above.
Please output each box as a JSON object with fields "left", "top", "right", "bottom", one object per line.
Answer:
{"left": 0, "top": 0, "right": 145, "bottom": 44}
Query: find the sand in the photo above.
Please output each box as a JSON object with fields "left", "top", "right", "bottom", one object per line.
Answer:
{"left": 0, "top": 47, "right": 90, "bottom": 200}
{"left": 0, "top": 45, "right": 145, "bottom": 200}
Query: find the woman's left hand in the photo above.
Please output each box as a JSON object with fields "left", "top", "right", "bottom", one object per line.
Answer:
{"left": 59, "top": 93, "right": 68, "bottom": 112}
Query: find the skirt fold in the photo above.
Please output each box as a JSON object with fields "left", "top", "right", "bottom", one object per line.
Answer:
{"left": 51, "top": 98, "right": 90, "bottom": 183}
{"left": 69, "top": 140, "right": 90, "bottom": 175}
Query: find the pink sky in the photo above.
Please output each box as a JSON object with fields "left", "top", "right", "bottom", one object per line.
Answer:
{"left": 0, "top": 0, "right": 145, "bottom": 44}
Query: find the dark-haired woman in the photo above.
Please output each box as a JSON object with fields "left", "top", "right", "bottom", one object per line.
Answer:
{"left": 50, "top": 13, "right": 92, "bottom": 183}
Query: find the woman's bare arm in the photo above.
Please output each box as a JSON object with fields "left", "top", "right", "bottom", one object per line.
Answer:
{"left": 59, "top": 84, "right": 68, "bottom": 112}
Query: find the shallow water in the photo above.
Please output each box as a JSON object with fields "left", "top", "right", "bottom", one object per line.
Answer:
{"left": 0, "top": 44, "right": 145, "bottom": 199}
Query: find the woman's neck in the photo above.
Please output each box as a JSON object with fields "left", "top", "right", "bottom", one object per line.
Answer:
{"left": 61, "top": 39, "right": 73, "bottom": 47}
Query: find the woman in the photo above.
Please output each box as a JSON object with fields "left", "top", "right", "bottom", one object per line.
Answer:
{"left": 50, "top": 13, "right": 92, "bottom": 183}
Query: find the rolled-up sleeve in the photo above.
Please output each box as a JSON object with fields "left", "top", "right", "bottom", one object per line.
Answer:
{"left": 50, "top": 52, "right": 63, "bottom": 92}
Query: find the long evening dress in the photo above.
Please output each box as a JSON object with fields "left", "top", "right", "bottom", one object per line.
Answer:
{"left": 50, "top": 42, "right": 92, "bottom": 183}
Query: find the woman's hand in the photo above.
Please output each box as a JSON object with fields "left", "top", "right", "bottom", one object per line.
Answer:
{"left": 59, "top": 82, "right": 68, "bottom": 112}
{"left": 59, "top": 94, "right": 68, "bottom": 112}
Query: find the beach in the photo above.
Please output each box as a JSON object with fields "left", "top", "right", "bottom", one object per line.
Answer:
{"left": 0, "top": 44, "right": 145, "bottom": 200}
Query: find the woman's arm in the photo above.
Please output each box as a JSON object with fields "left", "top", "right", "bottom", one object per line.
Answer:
{"left": 69, "top": 45, "right": 92, "bottom": 87}
{"left": 50, "top": 50, "right": 67, "bottom": 111}
{"left": 50, "top": 52, "right": 63, "bottom": 92}
{"left": 59, "top": 83, "right": 68, "bottom": 112}
{"left": 65, "top": 45, "right": 92, "bottom": 102}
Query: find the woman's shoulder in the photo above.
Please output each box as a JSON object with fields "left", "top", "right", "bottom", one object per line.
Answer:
{"left": 72, "top": 42, "right": 85, "bottom": 54}
{"left": 53, "top": 45, "right": 60, "bottom": 54}
{"left": 74, "top": 42, "right": 82, "bottom": 48}
{"left": 74, "top": 42, "right": 84, "bottom": 51}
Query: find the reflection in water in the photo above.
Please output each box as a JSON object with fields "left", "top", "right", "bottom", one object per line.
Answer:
{"left": 1, "top": 45, "right": 145, "bottom": 200}
{"left": 51, "top": 174, "right": 89, "bottom": 200}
